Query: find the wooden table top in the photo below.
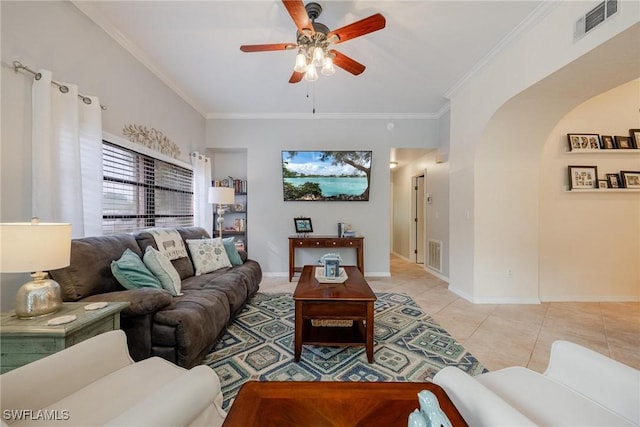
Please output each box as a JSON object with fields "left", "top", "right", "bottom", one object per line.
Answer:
{"left": 293, "top": 265, "right": 376, "bottom": 301}
{"left": 0, "top": 302, "right": 129, "bottom": 336}
{"left": 223, "top": 381, "right": 468, "bottom": 427}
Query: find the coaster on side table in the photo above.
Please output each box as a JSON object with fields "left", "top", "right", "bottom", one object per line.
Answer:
{"left": 47, "top": 315, "right": 77, "bottom": 326}
{"left": 85, "top": 302, "right": 109, "bottom": 311}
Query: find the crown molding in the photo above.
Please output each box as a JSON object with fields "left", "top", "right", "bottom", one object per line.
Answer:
{"left": 444, "top": 0, "right": 560, "bottom": 100}
{"left": 72, "top": 1, "right": 208, "bottom": 118}
{"left": 205, "top": 112, "right": 439, "bottom": 120}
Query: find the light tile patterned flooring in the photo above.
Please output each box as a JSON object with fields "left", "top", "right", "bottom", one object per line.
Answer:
{"left": 260, "top": 255, "right": 640, "bottom": 373}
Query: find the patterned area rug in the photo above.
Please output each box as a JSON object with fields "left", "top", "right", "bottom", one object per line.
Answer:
{"left": 203, "top": 292, "right": 487, "bottom": 409}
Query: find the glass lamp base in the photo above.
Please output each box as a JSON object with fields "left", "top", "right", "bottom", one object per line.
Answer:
{"left": 15, "top": 272, "right": 63, "bottom": 319}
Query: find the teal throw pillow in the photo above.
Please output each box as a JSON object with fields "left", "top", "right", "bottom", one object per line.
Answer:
{"left": 111, "top": 248, "right": 162, "bottom": 290}
{"left": 143, "top": 246, "right": 183, "bottom": 296}
{"left": 222, "top": 237, "right": 243, "bottom": 266}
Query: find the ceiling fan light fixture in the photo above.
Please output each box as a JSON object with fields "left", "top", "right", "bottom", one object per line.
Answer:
{"left": 294, "top": 49, "right": 308, "bottom": 72}
{"left": 304, "top": 64, "right": 319, "bottom": 81}
{"left": 321, "top": 56, "right": 335, "bottom": 76}
{"left": 311, "top": 46, "right": 325, "bottom": 67}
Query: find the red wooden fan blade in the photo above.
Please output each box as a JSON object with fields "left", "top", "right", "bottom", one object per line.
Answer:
{"left": 240, "top": 43, "right": 296, "bottom": 52}
{"left": 331, "top": 50, "right": 365, "bottom": 75}
{"left": 327, "top": 13, "right": 386, "bottom": 44}
{"left": 282, "top": 0, "right": 314, "bottom": 36}
{"left": 289, "top": 71, "right": 304, "bottom": 84}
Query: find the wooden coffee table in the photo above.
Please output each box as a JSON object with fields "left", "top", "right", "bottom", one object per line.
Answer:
{"left": 293, "top": 265, "right": 376, "bottom": 362}
{"left": 223, "top": 381, "right": 468, "bottom": 427}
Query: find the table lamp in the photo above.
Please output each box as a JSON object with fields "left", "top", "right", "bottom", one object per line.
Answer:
{"left": 208, "top": 187, "right": 235, "bottom": 238}
{"left": 0, "top": 218, "right": 71, "bottom": 318}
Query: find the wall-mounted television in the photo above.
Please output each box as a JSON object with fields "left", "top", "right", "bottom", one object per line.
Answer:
{"left": 282, "top": 151, "right": 372, "bottom": 201}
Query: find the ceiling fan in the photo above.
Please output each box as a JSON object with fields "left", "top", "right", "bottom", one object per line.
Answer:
{"left": 240, "top": 0, "right": 386, "bottom": 83}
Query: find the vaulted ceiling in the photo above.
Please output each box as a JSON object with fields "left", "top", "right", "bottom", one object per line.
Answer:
{"left": 74, "top": 1, "right": 544, "bottom": 119}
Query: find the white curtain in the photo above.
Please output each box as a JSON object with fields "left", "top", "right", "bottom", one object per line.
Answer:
{"left": 191, "top": 152, "right": 213, "bottom": 234}
{"left": 32, "top": 70, "right": 103, "bottom": 238}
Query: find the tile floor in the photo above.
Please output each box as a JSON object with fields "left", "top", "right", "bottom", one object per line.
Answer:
{"left": 260, "top": 255, "right": 640, "bottom": 373}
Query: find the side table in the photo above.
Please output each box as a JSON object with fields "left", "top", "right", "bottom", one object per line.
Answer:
{"left": 0, "top": 301, "right": 129, "bottom": 373}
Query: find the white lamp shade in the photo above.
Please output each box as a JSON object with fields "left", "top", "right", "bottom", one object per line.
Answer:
{"left": 208, "top": 187, "right": 235, "bottom": 204}
{"left": 0, "top": 222, "right": 72, "bottom": 273}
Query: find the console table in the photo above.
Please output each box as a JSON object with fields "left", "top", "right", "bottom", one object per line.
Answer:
{"left": 288, "top": 236, "right": 364, "bottom": 281}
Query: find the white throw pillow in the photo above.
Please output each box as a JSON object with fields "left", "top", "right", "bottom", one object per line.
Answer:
{"left": 186, "top": 238, "right": 232, "bottom": 275}
{"left": 143, "top": 246, "right": 183, "bottom": 296}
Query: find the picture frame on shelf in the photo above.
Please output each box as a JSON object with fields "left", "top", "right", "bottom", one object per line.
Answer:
{"left": 567, "top": 134, "right": 600, "bottom": 151}
{"left": 620, "top": 171, "right": 640, "bottom": 189}
{"left": 568, "top": 165, "right": 598, "bottom": 190}
{"left": 294, "top": 217, "right": 313, "bottom": 233}
{"left": 614, "top": 136, "right": 634, "bottom": 149}
{"left": 629, "top": 129, "right": 640, "bottom": 149}
{"left": 600, "top": 135, "right": 617, "bottom": 149}
{"left": 606, "top": 173, "right": 621, "bottom": 188}
{"left": 598, "top": 179, "right": 608, "bottom": 189}
{"left": 233, "top": 203, "right": 245, "bottom": 212}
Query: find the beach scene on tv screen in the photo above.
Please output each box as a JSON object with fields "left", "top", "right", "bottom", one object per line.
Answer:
{"left": 282, "top": 151, "right": 372, "bottom": 201}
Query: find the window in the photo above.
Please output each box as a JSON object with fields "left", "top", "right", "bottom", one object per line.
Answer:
{"left": 102, "top": 141, "right": 193, "bottom": 234}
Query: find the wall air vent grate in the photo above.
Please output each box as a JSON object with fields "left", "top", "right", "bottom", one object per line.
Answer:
{"left": 427, "top": 239, "right": 442, "bottom": 273}
{"left": 575, "top": 0, "right": 618, "bottom": 41}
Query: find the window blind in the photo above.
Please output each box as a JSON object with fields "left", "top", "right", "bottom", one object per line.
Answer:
{"left": 102, "top": 141, "right": 193, "bottom": 234}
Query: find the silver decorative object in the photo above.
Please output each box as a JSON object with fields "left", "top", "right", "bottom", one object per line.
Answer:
{"left": 15, "top": 272, "right": 62, "bottom": 318}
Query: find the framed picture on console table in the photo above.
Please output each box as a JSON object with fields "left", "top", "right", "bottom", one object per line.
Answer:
{"left": 620, "top": 171, "right": 640, "bottom": 189}
{"left": 294, "top": 217, "right": 313, "bottom": 233}
{"left": 568, "top": 165, "right": 598, "bottom": 190}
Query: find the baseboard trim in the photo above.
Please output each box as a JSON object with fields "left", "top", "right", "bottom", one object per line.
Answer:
{"left": 447, "top": 285, "right": 473, "bottom": 302}
{"left": 473, "top": 296, "right": 541, "bottom": 304}
{"left": 540, "top": 295, "right": 640, "bottom": 302}
{"left": 425, "top": 267, "right": 449, "bottom": 283}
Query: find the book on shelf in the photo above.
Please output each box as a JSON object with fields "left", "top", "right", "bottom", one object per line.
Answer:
{"left": 212, "top": 177, "right": 247, "bottom": 193}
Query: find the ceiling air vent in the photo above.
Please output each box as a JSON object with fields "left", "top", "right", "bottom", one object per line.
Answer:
{"left": 574, "top": 0, "right": 618, "bottom": 41}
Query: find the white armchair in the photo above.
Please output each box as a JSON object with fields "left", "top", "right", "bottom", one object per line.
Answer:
{"left": 433, "top": 340, "right": 640, "bottom": 426}
{"left": 0, "top": 330, "right": 226, "bottom": 427}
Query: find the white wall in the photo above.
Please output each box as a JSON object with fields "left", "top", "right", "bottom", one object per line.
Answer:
{"left": 206, "top": 118, "right": 438, "bottom": 276}
{"left": 1, "top": 1, "right": 206, "bottom": 310}
{"left": 539, "top": 80, "right": 640, "bottom": 301}
{"left": 449, "top": 2, "right": 640, "bottom": 302}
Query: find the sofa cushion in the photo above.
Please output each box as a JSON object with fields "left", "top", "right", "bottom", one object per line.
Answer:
{"left": 143, "top": 246, "right": 183, "bottom": 296}
{"left": 477, "top": 367, "right": 636, "bottom": 426}
{"left": 111, "top": 249, "right": 162, "bottom": 290}
{"left": 50, "top": 234, "right": 144, "bottom": 300}
{"left": 186, "top": 238, "right": 232, "bottom": 275}
{"left": 152, "top": 290, "right": 231, "bottom": 368}
{"left": 222, "top": 237, "right": 243, "bottom": 266}
{"left": 180, "top": 259, "right": 262, "bottom": 314}
{"left": 135, "top": 230, "right": 194, "bottom": 280}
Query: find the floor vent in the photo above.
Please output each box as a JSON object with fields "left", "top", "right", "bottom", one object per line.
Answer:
{"left": 575, "top": 0, "right": 618, "bottom": 41}
{"left": 427, "top": 239, "right": 442, "bottom": 273}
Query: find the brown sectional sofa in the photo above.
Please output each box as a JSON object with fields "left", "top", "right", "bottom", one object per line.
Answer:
{"left": 49, "top": 227, "right": 262, "bottom": 368}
